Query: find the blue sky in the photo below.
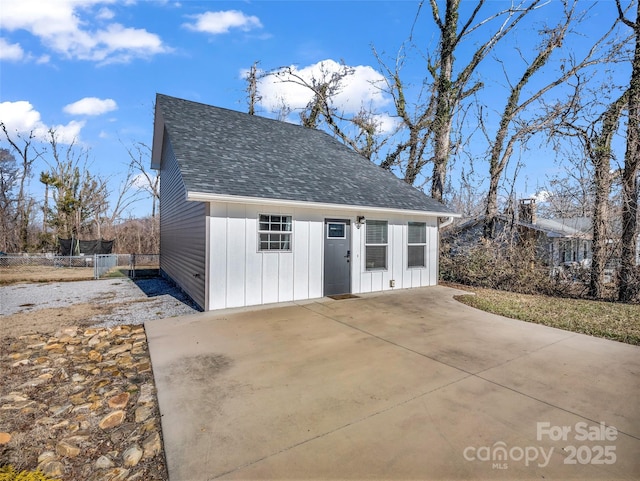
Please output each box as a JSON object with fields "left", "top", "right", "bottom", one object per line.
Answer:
{"left": 0, "top": 0, "right": 632, "bottom": 217}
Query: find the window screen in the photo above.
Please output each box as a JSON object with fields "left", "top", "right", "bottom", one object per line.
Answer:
{"left": 365, "top": 220, "right": 387, "bottom": 270}
{"left": 408, "top": 222, "right": 426, "bottom": 268}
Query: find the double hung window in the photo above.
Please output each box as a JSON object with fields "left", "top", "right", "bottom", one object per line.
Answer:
{"left": 407, "top": 222, "right": 426, "bottom": 268}
{"left": 365, "top": 220, "right": 387, "bottom": 270}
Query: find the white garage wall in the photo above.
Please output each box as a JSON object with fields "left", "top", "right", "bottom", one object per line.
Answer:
{"left": 207, "top": 202, "right": 440, "bottom": 310}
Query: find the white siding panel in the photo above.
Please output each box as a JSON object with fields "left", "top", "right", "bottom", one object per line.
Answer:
{"left": 308, "top": 220, "right": 324, "bottom": 298}
{"left": 262, "top": 253, "right": 279, "bottom": 304}
{"left": 412, "top": 269, "right": 422, "bottom": 287}
{"left": 209, "top": 204, "right": 228, "bottom": 310}
{"left": 427, "top": 223, "right": 438, "bottom": 286}
{"left": 293, "top": 221, "right": 310, "bottom": 300}
{"left": 391, "top": 223, "right": 404, "bottom": 289}
{"left": 159, "top": 138, "right": 207, "bottom": 309}
{"left": 350, "top": 225, "right": 362, "bottom": 294}
{"left": 279, "top": 252, "right": 294, "bottom": 302}
{"left": 226, "top": 204, "right": 247, "bottom": 308}
{"left": 359, "top": 222, "right": 373, "bottom": 293}
{"left": 245, "top": 214, "right": 263, "bottom": 306}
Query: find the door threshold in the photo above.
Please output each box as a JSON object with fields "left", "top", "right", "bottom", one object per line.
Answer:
{"left": 327, "top": 293, "right": 360, "bottom": 300}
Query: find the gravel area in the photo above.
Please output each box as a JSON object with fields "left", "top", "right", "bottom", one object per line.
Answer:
{"left": 0, "top": 277, "right": 199, "bottom": 326}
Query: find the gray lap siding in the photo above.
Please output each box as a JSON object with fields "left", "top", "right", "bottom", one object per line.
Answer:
{"left": 159, "top": 136, "right": 207, "bottom": 310}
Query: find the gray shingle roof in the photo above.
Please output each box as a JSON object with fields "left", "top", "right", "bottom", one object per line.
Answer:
{"left": 154, "top": 94, "right": 455, "bottom": 215}
{"left": 452, "top": 215, "right": 592, "bottom": 239}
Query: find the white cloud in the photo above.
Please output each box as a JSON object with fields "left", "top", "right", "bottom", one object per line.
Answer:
{"left": 531, "top": 190, "right": 552, "bottom": 202}
{"left": 0, "top": 37, "right": 24, "bottom": 61}
{"left": 372, "top": 113, "right": 400, "bottom": 134}
{"left": 96, "top": 7, "right": 115, "bottom": 20}
{"left": 0, "top": 100, "right": 85, "bottom": 144}
{"left": 183, "top": 10, "right": 262, "bottom": 34}
{"left": 0, "top": 0, "right": 171, "bottom": 64}
{"left": 131, "top": 172, "right": 156, "bottom": 190}
{"left": 251, "top": 59, "right": 393, "bottom": 132}
{"left": 63, "top": 97, "right": 117, "bottom": 116}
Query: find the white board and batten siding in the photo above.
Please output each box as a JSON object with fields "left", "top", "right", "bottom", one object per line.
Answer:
{"left": 206, "top": 201, "right": 439, "bottom": 310}
{"left": 158, "top": 138, "right": 207, "bottom": 310}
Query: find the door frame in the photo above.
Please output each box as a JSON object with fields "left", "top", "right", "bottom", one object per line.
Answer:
{"left": 323, "top": 218, "right": 352, "bottom": 296}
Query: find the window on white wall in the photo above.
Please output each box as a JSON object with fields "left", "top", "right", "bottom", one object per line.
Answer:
{"left": 408, "top": 222, "right": 427, "bottom": 268}
{"left": 258, "top": 214, "right": 292, "bottom": 251}
{"left": 365, "top": 220, "right": 387, "bottom": 270}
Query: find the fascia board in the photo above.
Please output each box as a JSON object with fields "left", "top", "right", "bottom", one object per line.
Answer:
{"left": 186, "top": 191, "right": 461, "bottom": 218}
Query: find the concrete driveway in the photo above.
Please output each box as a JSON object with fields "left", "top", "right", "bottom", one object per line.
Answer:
{"left": 145, "top": 286, "right": 640, "bottom": 480}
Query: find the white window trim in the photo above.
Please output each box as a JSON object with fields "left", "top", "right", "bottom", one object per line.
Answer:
{"left": 407, "top": 222, "right": 427, "bottom": 269}
{"left": 257, "top": 214, "right": 293, "bottom": 252}
{"left": 365, "top": 220, "right": 388, "bottom": 271}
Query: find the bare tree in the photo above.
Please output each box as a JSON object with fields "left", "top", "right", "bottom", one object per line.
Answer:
{"left": 551, "top": 90, "right": 627, "bottom": 298}
{"left": 112, "top": 216, "right": 159, "bottom": 254}
{"left": 41, "top": 130, "right": 109, "bottom": 240}
{"left": 590, "top": 94, "right": 627, "bottom": 298}
{"left": 245, "top": 61, "right": 262, "bottom": 116}
{"left": 482, "top": 0, "right": 621, "bottom": 238}
{"left": 1, "top": 122, "right": 44, "bottom": 251}
{"left": 446, "top": 165, "right": 486, "bottom": 218}
{"left": 0, "top": 148, "right": 18, "bottom": 251}
{"left": 423, "top": 0, "right": 543, "bottom": 201}
{"left": 375, "top": 45, "right": 437, "bottom": 184}
{"left": 540, "top": 163, "right": 596, "bottom": 219}
{"left": 617, "top": 0, "right": 640, "bottom": 302}
{"left": 122, "top": 141, "right": 158, "bottom": 218}
{"left": 268, "top": 61, "right": 390, "bottom": 161}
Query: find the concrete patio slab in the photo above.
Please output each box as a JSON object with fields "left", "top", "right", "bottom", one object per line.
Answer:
{"left": 145, "top": 286, "right": 640, "bottom": 480}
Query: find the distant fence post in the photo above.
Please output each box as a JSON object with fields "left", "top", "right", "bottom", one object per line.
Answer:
{"left": 130, "top": 254, "right": 136, "bottom": 279}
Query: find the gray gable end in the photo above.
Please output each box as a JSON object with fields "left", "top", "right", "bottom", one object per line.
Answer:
{"left": 154, "top": 94, "right": 455, "bottom": 215}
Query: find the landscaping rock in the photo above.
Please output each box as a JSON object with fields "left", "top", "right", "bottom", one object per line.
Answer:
{"left": 56, "top": 439, "right": 81, "bottom": 457}
{"left": 123, "top": 444, "right": 143, "bottom": 467}
{"left": 38, "top": 460, "right": 65, "bottom": 478}
{"left": 1, "top": 324, "right": 168, "bottom": 479}
{"left": 99, "top": 410, "right": 126, "bottom": 430}
{"left": 108, "top": 392, "right": 130, "bottom": 409}
{"left": 96, "top": 454, "right": 115, "bottom": 469}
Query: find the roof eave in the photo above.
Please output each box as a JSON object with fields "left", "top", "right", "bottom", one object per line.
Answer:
{"left": 150, "top": 97, "right": 165, "bottom": 170}
{"left": 186, "top": 191, "right": 460, "bottom": 218}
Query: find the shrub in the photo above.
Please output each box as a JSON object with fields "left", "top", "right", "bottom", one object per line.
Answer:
{"left": 0, "top": 466, "right": 61, "bottom": 481}
{"left": 440, "top": 236, "right": 576, "bottom": 296}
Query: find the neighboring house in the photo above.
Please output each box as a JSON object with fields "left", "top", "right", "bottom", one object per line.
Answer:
{"left": 448, "top": 199, "right": 640, "bottom": 287}
{"left": 151, "top": 94, "right": 458, "bottom": 310}
{"left": 446, "top": 199, "right": 593, "bottom": 268}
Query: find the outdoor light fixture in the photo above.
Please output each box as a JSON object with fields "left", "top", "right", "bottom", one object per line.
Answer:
{"left": 356, "top": 216, "right": 366, "bottom": 228}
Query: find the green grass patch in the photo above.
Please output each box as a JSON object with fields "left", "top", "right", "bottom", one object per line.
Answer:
{"left": 454, "top": 287, "right": 640, "bottom": 345}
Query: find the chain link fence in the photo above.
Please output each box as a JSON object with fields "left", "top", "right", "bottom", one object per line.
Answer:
{"left": 0, "top": 254, "right": 159, "bottom": 281}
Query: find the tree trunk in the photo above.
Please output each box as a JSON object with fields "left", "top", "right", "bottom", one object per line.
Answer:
{"left": 618, "top": 0, "right": 640, "bottom": 302}
{"left": 484, "top": 172, "right": 501, "bottom": 238}
{"left": 589, "top": 157, "right": 612, "bottom": 298}
{"left": 430, "top": 0, "right": 457, "bottom": 202}
{"left": 589, "top": 93, "right": 627, "bottom": 299}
